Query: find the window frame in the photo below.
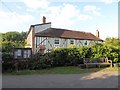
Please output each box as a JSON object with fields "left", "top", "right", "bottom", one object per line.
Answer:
{"left": 23, "top": 50, "right": 31, "bottom": 58}
{"left": 70, "top": 39, "right": 74, "bottom": 44}
{"left": 84, "top": 40, "right": 87, "bottom": 45}
{"left": 54, "top": 39, "right": 60, "bottom": 45}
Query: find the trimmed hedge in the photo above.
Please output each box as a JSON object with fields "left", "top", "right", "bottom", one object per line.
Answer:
{"left": 2, "top": 43, "right": 120, "bottom": 72}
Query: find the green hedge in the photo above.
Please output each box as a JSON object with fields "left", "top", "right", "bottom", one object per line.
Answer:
{"left": 2, "top": 43, "right": 120, "bottom": 72}
{"left": 28, "top": 53, "right": 51, "bottom": 70}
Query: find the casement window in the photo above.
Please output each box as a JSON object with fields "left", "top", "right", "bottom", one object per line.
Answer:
{"left": 14, "top": 48, "right": 32, "bottom": 60}
{"left": 54, "top": 39, "right": 59, "bottom": 44}
{"left": 70, "top": 39, "right": 74, "bottom": 44}
{"left": 14, "top": 49, "right": 21, "bottom": 58}
{"left": 23, "top": 50, "right": 31, "bottom": 58}
{"left": 23, "top": 50, "right": 27, "bottom": 58}
{"left": 84, "top": 41, "right": 87, "bottom": 45}
{"left": 17, "top": 49, "right": 21, "bottom": 56}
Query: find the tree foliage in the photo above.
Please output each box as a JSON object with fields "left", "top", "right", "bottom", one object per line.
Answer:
{"left": 2, "top": 31, "right": 26, "bottom": 41}
{"left": 104, "top": 37, "right": 120, "bottom": 48}
{"left": 2, "top": 31, "right": 26, "bottom": 53}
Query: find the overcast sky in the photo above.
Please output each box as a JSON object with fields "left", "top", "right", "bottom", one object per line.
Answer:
{"left": 0, "top": 0, "right": 118, "bottom": 40}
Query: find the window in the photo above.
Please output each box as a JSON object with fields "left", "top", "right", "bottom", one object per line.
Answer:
{"left": 54, "top": 39, "right": 59, "bottom": 44}
{"left": 23, "top": 50, "right": 27, "bottom": 58}
{"left": 28, "top": 50, "right": 31, "bottom": 58}
{"left": 70, "top": 39, "right": 74, "bottom": 44}
{"left": 85, "top": 41, "right": 87, "bottom": 45}
{"left": 23, "top": 50, "right": 31, "bottom": 58}
{"left": 17, "top": 49, "right": 21, "bottom": 56}
{"left": 14, "top": 48, "right": 32, "bottom": 60}
{"left": 14, "top": 49, "right": 21, "bottom": 58}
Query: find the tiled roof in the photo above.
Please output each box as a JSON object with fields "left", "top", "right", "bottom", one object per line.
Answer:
{"left": 35, "top": 28, "right": 103, "bottom": 41}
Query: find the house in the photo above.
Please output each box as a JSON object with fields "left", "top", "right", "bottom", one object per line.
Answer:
{"left": 26, "top": 16, "right": 103, "bottom": 53}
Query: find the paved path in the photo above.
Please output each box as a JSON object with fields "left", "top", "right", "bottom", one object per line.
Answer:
{"left": 2, "top": 71, "right": 119, "bottom": 88}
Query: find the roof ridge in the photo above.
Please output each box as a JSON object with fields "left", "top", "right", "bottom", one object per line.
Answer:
{"left": 49, "top": 27, "right": 90, "bottom": 33}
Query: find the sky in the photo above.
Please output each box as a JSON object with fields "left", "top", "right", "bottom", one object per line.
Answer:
{"left": 0, "top": 0, "right": 118, "bottom": 40}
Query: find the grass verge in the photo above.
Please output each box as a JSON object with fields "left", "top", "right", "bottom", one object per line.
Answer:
{"left": 3, "top": 66, "right": 120, "bottom": 75}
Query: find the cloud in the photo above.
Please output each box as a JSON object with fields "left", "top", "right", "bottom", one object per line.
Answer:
{"left": 101, "top": 0, "right": 113, "bottom": 4}
{"left": 16, "top": 5, "right": 22, "bottom": 9}
{"left": 40, "top": 4, "right": 92, "bottom": 29}
{"left": 22, "top": 0, "right": 94, "bottom": 29}
{"left": 84, "top": 5, "right": 96, "bottom": 11}
{"left": 0, "top": 11, "right": 34, "bottom": 32}
{"left": 84, "top": 5, "right": 101, "bottom": 16}
{"left": 78, "top": 14, "right": 92, "bottom": 20}
{"left": 0, "top": 11, "right": 34, "bottom": 25}
{"left": 22, "top": 0, "right": 50, "bottom": 9}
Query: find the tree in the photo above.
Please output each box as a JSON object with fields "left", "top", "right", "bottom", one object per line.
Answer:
{"left": 104, "top": 37, "right": 120, "bottom": 63}
{"left": 2, "top": 32, "right": 26, "bottom": 47}
{"left": 2, "top": 31, "right": 26, "bottom": 42}
{"left": 104, "top": 37, "right": 120, "bottom": 48}
{"left": 2, "top": 31, "right": 27, "bottom": 60}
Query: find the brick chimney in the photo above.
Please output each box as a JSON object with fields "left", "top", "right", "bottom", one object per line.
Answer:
{"left": 42, "top": 16, "right": 46, "bottom": 24}
{"left": 96, "top": 30, "right": 99, "bottom": 38}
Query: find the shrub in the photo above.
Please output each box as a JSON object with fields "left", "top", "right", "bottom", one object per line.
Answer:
{"left": 3, "top": 42, "right": 119, "bottom": 72}
{"left": 2, "top": 61, "right": 15, "bottom": 72}
{"left": 51, "top": 47, "right": 83, "bottom": 66}
{"left": 49, "top": 49, "right": 66, "bottom": 66}
{"left": 2, "top": 52, "right": 15, "bottom": 72}
{"left": 28, "top": 52, "right": 51, "bottom": 70}
{"left": 67, "top": 48, "right": 80, "bottom": 65}
{"left": 16, "top": 60, "right": 29, "bottom": 70}
{"left": 2, "top": 52, "right": 13, "bottom": 62}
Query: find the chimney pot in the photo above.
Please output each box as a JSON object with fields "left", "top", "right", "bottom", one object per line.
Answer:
{"left": 96, "top": 30, "right": 99, "bottom": 38}
{"left": 42, "top": 16, "right": 46, "bottom": 24}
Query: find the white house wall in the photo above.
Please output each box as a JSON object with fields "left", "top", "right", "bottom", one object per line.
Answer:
{"left": 60, "top": 38, "right": 67, "bottom": 47}
{"left": 34, "top": 36, "right": 99, "bottom": 53}
{"left": 34, "top": 23, "right": 51, "bottom": 33}
{"left": 46, "top": 37, "right": 54, "bottom": 52}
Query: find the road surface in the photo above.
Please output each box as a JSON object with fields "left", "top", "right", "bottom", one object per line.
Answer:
{"left": 2, "top": 71, "right": 119, "bottom": 88}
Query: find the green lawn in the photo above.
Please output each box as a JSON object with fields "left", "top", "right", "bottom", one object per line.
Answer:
{"left": 3, "top": 66, "right": 120, "bottom": 75}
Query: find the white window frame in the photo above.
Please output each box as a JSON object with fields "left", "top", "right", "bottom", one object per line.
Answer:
{"left": 23, "top": 50, "right": 27, "bottom": 58}
{"left": 14, "top": 49, "right": 21, "bottom": 58}
{"left": 17, "top": 49, "right": 21, "bottom": 56}
{"left": 27, "top": 50, "right": 31, "bottom": 58}
{"left": 23, "top": 50, "right": 31, "bottom": 58}
{"left": 70, "top": 39, "right": 74, "bottom": 44}
{"left": 54, "top": 38, "right": 60, "bottom": 45}
{"left": 84, "top": 40, "right": 87, "bottom": 45}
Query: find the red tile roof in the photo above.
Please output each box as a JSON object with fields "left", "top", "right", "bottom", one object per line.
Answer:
{"left": 35, "top": 28, "right": 103, "bottom": 41}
